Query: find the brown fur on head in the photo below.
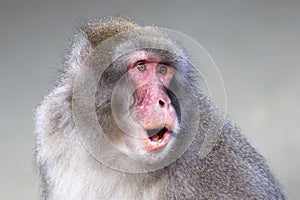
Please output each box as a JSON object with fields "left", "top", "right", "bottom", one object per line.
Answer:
{"left": 84, "top": 17, "right": 142, "bottom": 48}
{"left": 63, "top": 17, "right": 143, "bottom": 74}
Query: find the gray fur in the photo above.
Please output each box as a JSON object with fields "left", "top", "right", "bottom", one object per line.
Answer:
{"left": 35, "top": 17, "right": 285, "bottom": 199}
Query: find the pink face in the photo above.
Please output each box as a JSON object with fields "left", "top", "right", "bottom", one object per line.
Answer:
{"left": 127, "top": 53, "right": 178, "bottom": 152}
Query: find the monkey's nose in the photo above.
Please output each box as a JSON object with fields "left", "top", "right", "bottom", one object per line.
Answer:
{"left": 158, "top": 99, "right": 165, "bottom": 107}
{"left": 158, "top": 98, "right": 171, "bottom": 108}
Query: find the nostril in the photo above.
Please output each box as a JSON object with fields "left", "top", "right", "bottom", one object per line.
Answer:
{"left": 158, "top": 99, "right": 165, "bottom": 107}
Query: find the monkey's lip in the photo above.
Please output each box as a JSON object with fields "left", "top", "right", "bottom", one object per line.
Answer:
{"left": 142, "top": 126, "right": 172, "bottom": 152}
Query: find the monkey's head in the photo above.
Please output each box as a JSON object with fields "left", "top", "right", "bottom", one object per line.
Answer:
{"left": 71, "top": 18, "right": 205, "bottom": 172}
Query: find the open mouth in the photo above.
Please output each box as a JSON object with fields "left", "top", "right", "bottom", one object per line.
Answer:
{"left": 142, "top": 126, "right": 172, "bottom": 152}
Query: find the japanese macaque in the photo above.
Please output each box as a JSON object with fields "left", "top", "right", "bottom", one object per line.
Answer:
{"left": 35, "top": 17, "right": 285, "bottom": 199}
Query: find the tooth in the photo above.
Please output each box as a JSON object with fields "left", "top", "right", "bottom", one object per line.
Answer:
{"left": 147, "top": 127, "right": 163, "bottom": 137}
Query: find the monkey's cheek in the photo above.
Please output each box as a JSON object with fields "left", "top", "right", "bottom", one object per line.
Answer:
{"left": 141, "top": 130, "right": 172, "bottom": 152}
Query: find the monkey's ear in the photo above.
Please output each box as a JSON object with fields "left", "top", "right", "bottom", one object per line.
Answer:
{"left": 63, "top": 31, "right": 91, "bottom": 72}
{"left": 76, "top": 39, "right": 91, "bottom": 67}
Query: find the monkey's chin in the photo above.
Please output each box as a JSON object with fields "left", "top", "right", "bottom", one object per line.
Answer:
{"left": 142, "top": 127, "right": 173, "bottom": 152}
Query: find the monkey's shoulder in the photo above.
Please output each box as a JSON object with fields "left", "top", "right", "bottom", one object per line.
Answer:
{"left": 167, "top": 120, "right": 285, "bottom": 199}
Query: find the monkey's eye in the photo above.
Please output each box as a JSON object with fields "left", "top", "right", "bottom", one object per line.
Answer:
{"left": 157, "top": 65, "right": 168, "bottom": 75}
{"left": 136, "top": 62, "right": 147, "bottom": 72}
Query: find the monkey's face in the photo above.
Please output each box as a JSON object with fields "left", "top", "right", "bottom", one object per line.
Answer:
{"left": 127, "top": 52, "right": 178, "bottom": 153}
{"left": 96, "top": 49, "right": 181, "bottom": 157}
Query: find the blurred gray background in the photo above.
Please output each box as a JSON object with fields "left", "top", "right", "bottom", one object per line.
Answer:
{"left": 0, "top": 0, "right": 299, "bottom": 199}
